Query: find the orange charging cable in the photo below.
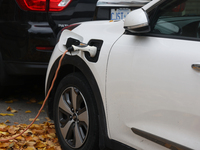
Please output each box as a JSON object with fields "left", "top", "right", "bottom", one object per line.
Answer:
{"left": 0, "top": 49, "right": 69, "bottom": 142}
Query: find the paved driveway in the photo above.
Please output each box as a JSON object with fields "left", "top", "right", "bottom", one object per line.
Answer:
{"left": 0, "top": 79, "right": 51, "bottom": 125}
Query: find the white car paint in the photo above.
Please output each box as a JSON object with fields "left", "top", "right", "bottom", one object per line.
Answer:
{"left": 46, "top": 0, "right": 200, "bottom": 149}
{"left": 45, "top": 20, "right": 125, "bottom": 131}
{"left": 107, "top": 35, "right": 200, "bottom": 149}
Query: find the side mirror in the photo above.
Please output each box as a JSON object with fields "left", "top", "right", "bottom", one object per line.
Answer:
{"left": 124, "top": 8, "right": 150, "bottom": 33}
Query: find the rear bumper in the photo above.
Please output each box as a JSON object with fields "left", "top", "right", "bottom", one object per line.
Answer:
{"left": 4, "top": 61, "right": 48, "bottom": 76}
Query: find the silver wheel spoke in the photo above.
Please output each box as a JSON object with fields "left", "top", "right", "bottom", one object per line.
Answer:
{"left": 79, "top": 111, "right": 88, "bottom": 126}
{"left": 60, "top": 120, "right": 73, "bottom": 139}
{"left": 74, "top": 122, "right": 83, "bottom": 148}
{"left": 71, "top": 87, "right": 77, "bottom": 111}
{"left": 59, "top": 96, "right": 73, "bottom": 115}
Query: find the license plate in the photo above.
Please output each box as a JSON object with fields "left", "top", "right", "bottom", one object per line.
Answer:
{"left": 111, "top": 8, "right": 131, "bottom": 20}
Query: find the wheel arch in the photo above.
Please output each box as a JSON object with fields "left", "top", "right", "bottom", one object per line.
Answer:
{"left": 46, "top": 54, "right": 107, "bottom": 149}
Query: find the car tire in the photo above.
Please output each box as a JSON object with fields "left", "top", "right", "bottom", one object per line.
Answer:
{"left": 53, "top": 73, "right": 99, "bottom": 150}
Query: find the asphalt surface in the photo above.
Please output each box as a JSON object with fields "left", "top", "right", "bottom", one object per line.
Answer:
{"left": 0, "top": 78, "right": 52, "bottom": 125}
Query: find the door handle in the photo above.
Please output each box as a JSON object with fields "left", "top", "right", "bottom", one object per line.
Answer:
{"left": 192, "top": 64, "right": 200, "bottom": 71}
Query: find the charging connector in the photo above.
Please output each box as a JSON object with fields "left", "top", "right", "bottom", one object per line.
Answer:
{"left": 66, "top": 38, "right": 97, "bottom": 57}
{"left": 71, "top": 44, "right": 97, "bottom": 57}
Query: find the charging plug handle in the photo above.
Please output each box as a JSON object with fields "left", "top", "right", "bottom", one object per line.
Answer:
{"left": 72, "top": 45, "right": 97, "bottom": 57}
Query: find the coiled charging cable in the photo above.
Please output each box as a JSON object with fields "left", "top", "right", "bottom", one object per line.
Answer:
{"left": 0, "top": 49, "right": 69, "bottom": 142}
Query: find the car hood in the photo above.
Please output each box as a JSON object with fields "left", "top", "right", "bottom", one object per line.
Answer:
{"left": 97, "top": 0, "right": 151, "bottom": 7}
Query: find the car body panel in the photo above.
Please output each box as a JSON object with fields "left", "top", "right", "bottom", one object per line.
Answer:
{"left": 107, "top": 34, "right": 200, "bottom": 149}
{"left": 45, "top": 20, "right": 125, "bottom": 138}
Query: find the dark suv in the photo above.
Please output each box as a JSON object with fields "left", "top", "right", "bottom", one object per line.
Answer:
{"left": 0, "top": 0, "right": 97, "bottom": 92}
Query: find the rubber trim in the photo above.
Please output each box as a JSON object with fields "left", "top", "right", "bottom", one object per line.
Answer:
{"left": 132, "top": 128, "right": 192, "bottom": 150}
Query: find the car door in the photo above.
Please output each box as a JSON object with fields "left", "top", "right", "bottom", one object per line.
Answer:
{"left": 106, "top": 1, "right": 200, "bottom": 150}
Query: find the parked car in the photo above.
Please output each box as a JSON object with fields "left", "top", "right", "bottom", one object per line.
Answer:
{"left": 45, "top": 0, "right": 200, "bottom": 149}
{"left": 0, "top": 0, "right": 97, "bottom": 93}
{"left": 94, "top": 0, "right": 151, "bottom": 20}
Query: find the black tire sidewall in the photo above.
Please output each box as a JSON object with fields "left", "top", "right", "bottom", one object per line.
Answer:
{"left": 53, "top": 73, "right": 99, "bottom": 150}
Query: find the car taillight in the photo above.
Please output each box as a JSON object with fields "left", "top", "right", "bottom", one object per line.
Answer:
{"left": 16, "top": 0, "right": 47, "bottom": 11}
{"left": 16, "top": 0, "right": 72, "bottom": 12}
{"left": 49, "top": 0, "right": 72, "bottom": 11}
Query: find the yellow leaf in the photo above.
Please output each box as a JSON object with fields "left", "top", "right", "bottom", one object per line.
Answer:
{"left": 16, "top": 136, "right": 24, "bottom": 141}
{"left": 0, "top": 123, "right": 7, "bottom": 131}
{"left": 5, "top": 120, "right": 10, "bottom": 123}
{"left": 26, "top": 110, "right": 31, "bottom": 113}
{"left": 11, "top": 110, "right": 18, "bottom": 113}
{"left": 29, "top": 118, "right": 40, "bottom": 121}
{"left": 6, "top": 107, "right": 12, "bottom": 111}
{"left": 0, "top": 131, "right": 9, "bottom": 135}
{"left": 24, "top": 146, "right": 36, "bottom": 150}
{"left": 25, "top": 136, "right": 33, "bottom": 141}
{"left": 0, "top": 113, "right": 7, "bottom": 116}
{"left": 35, "top": 141, "right": 47, "bottom": 148}
{"left": 45, "top": 117, "right": 51, "bottom": 122}
{"left": 0, "top": 142, "right": 9, "bottom": 148}
{"left": 37, "top": 101, "right": 43, "bottom": 105}
{"left": 5, "top": 100, "right": 13, "bottom": 103}
{"left": 0, "top": 113, "right": 14, "bottom": 116}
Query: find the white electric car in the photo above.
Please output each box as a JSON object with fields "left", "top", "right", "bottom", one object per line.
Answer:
{"left": 45, "top": 0, "right": 200, "bottom": 149}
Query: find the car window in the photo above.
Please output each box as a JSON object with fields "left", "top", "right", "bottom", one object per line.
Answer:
{"left": 150, "top": 0, "right": 200, "bottom": 39}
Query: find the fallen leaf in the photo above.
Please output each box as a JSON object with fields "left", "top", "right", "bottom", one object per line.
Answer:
{"left": 37, "top": 101, "right": 43, "bottom": 105}
{"left": 0, "top": 131, "right": 9, "bottom": 135}
{"left": 6, "top": 107, "right": 12, "bottom": 111}
{"left": 0, "top": 113, "right": 14, "bottom": 116}
{"left": 35, "top": 141, "right": 47, "bottom": 148}
{"left": 54, "top": 146, "right": 62, "bottom": 150}
{"left": 0, "top": 142, "right": 9, "bottom": 148}
{"left": 26, "top": 141, "right": 36, "bottom": 146}
{"left": 45, "top": 117, "right": 51, "bottom": 122}
{"left": 29, "top": 98, "right": 37, "bottom": 103}
{"left": 14, "top": 122, "right": 19, "bottom": 125}
{"left": 11, "top": 110, "right": 18, "bottom": 113}
{"left": 47, "top": 140, "right": 55, "bottom": 147}
{"left": 29, "top": 118, "right": 40, "bottom": 122}
{"left": 5, "top": 120, "right": 10, "bottom": 123}
{"left": 5, "top": 100, "right": 14, "bottom": 103}
{"left": 25, "top": 110, "right": 32, "bottom": 113}
{"left": 24, "top": 146, "right": 36, "bottom": 150}
{"left": 0, "top": 113, "right": 7, "bottom": 116}
{"left": 25, "top": 135, "right": 33, "bottom": 141}
{"left": 8, "top": 143, "right": 14, "bottom": 148}
{"left": 8, "top": 126, "right": 16, "bottom": 134}
{"left": 0, "top": 122, "right": 61, "bottom": 149}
